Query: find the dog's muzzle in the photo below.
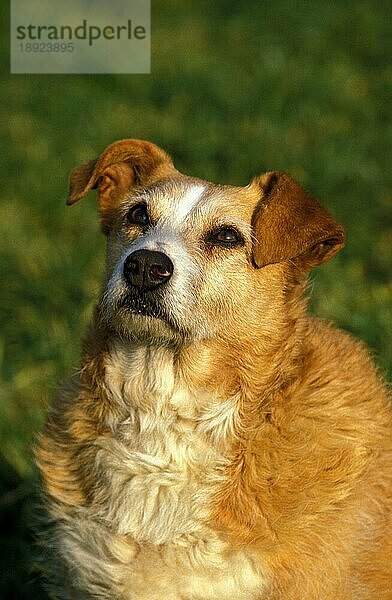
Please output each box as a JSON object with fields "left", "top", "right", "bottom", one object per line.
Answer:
{"left": 123, "top": 249, "right": 174, "bottom": 291}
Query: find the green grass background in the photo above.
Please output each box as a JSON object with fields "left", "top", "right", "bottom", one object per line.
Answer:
{"left": 1, "top": 0, "right": 391, "bottom": 596}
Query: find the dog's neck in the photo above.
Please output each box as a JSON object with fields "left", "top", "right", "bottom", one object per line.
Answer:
{"left": 81, "top": 292, "right": 308, "bottom": 431}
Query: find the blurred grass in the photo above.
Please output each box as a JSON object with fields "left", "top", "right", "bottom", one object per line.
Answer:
{"left": 1, "top": 0, "right": 391, "bottom": 596}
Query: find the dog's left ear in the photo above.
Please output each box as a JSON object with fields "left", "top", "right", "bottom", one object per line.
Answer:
{"left": 251, "top": 172, "right": 345, "bottom": 269}
{"left": 66, "top": 139, "right": 177, "bottom": 233}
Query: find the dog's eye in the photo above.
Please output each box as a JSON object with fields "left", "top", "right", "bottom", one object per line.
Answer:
{"left": 127, "top": 203, "right": 149, "bottom": 226}
{"left": 207, "top": 227, "right": 244, "bottom": 247}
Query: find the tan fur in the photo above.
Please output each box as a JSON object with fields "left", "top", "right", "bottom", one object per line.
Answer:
{"left": 37, "top": 139, "right": 392, "bottom": 599}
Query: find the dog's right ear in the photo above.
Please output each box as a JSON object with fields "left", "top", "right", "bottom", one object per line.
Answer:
{"left": 67, "top": 139, "right": 177, "bottom": 233}
{"left": 251, "top": 172, "right": 345, "bottom": 270}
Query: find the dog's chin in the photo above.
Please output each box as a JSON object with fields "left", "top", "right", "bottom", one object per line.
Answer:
{"left": 100, "top": 291, "right": 193, "bottom": 345}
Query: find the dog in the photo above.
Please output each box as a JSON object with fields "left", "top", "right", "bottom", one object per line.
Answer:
{"left": 37, "top": 138, "right": 392, "bottom": 599}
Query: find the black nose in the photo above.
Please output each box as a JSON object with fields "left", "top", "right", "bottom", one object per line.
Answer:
{"left": 123, "top": 249, "right": 174, "bottom": 291}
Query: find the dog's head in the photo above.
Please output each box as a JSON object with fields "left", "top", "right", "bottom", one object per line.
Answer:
{"left": 68, "top": 139, "right": 345, "bottom": 345}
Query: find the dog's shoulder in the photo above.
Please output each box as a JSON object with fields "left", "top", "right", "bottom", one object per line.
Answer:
{"left": 301, "top": 316, "right": 391, "bottom": 417}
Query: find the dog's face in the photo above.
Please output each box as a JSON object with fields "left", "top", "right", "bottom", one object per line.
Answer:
{"left": 67, "top": 139, "right": 345, "bottom": 345}
{"left": 100, "top": 177, "right": 275, "bottom": 343}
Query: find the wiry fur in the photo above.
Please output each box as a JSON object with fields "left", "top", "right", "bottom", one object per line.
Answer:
{"left": 37, "top": 139, "right": 392, "bottom": 599}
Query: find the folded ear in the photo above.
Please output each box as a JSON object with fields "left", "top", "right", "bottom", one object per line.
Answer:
{"left": 251, "top": 172, "right": 345, "bottom": 269}
{"left": 67, "top": 139, "right": 177, "bottom": 233}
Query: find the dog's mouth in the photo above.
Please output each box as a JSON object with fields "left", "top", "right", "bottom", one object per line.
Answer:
{"left": 117, "top": 290, "right": 169, "bottom": 321}
{"left": 99, "top": 282, "right": 196, "bottom": 341}
{"left": 109, "top": 289, "right": 195, "bottom": 340}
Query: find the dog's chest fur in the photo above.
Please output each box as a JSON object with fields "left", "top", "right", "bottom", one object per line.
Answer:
{"left": 79, "top": 341, "right": 266, "bottom": 598}
{"left": 98, "top": 342, "right": 225, "bottom": 544}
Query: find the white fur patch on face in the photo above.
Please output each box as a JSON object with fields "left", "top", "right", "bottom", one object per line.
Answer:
{"left": 171, "top": 184, "right": 206, "bottom": 225}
